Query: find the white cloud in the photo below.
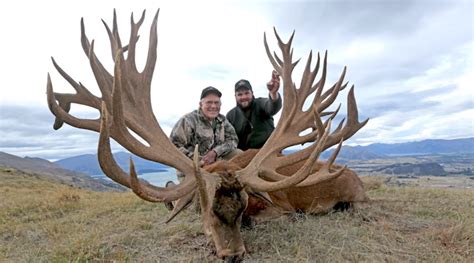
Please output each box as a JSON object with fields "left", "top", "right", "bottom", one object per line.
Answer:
{"left": 0, "top": 0, "right": 473, "bottom": 160}
{"left": 337, "top": 38, "right": 386, "bottom": 62}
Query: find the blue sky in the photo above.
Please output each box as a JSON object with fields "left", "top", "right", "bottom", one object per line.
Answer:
{"left": 0, "top": 0, "right": 473, "bottom": 160}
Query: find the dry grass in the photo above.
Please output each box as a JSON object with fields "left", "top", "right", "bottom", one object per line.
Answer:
{"left": 1, "top": 169, "right": 473, "bottom": 262}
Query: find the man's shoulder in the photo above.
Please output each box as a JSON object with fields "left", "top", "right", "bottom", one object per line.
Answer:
{"left": 253, "top": 97, "right": 270, "bottom": 107}
{"left": 256, "top": 94, "right": 282, "bottom": 106}
{"left": 226, "top": 106, "right": 239, "bottom": 118}
{"left": 180, "top": 110, "right": 195, "bottom": 117}
{"left": 180, "top": 110, "right": 200, "bottom": 122}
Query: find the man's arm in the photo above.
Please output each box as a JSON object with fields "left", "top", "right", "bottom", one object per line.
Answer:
{"left": 262, "top": 70, "right": 283, "bottom": 116}
{"left": 262, "top": 92, "right": 282, "bottom": 116}
{"left": 213, "top": 119, "right": 239, "bottom": 157}
{"left": 267, "top": 70, "right": 281, "bottom": 101}
{"left": 169, "top": 117, "right": 195, "bottom": 158}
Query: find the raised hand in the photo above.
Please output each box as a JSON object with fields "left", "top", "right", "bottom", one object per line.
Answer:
{"left": 266, "top": 70, "right": 280, "bottom": 100}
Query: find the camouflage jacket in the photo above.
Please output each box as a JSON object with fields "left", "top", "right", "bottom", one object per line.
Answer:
{"left": 170, "top": 109, "right": 238, "bottom": 159}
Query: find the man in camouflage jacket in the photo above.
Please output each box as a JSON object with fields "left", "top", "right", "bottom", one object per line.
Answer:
{"left": 170, "top": 86, "right": 240, "bottom": 168}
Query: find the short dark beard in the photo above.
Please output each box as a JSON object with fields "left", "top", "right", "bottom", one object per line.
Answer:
{"left": 237, "top": 97, "right": 254, "bottom": 110}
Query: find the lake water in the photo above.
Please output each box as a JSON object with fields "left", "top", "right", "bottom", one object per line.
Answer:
{"left": 92, "top": 168, "right": 179, "bottom": 187}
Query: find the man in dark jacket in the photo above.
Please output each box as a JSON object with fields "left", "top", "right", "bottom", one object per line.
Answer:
{"left": 226, "top": 71, "right": 282, "bottom": 150}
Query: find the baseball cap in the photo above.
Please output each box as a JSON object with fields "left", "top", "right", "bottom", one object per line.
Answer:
{"left": 235, "top": 79, "right": 253, "bottom": 92}
{"left": 200, "top": 86, "right": 222, "bottom": 99}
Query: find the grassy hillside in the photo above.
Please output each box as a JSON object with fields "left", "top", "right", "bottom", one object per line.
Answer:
{"left": 1, "top": 168, "right": 473, "bottom": 262}
{"left": 0, "top": 152, "right": 124, "bottom": 192}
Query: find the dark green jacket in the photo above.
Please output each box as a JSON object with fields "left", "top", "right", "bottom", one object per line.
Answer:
{"left": 226, "top": 94, "right": 282, "bottom": 150}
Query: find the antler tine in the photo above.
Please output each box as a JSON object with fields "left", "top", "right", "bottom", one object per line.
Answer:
{"left": 125, "top": 9, "right": 146, "bottom": 73}
{"left": 273, "top": 51, "right": 284, "bottom": 70}
{"left": 51, "top": 58, "right": 101, "bottom": 109}
{"left": 274, "top": 28, "right": 295, "bottom": 57}
{"left": 280, "top": 51, "right": 327, "bottom": 133}
{"left": 47, "top": 57, "right": 102, "bottom": 130}
{"left": 101, "top": 19, "right": 121, "bottom": 61}
{"left": 296, "top": 50, "right": 314, "bottom": 108}
{"left": 88, "top": 40, "right": 114, "bottom": 110}
{"left": 81, "top": 21, "right": 114, "bottom": 103}
{"left": 112, "top": 9, "right": 122, "bottom": 52}
{"left": 296, "top": 139, "right": 346, "bottom": 188}
{"left": 273, "top": 108, "right": 332, "bottom": 169}
{"left": 143, "top": 9, "right": 159, "bottom": 85}
{"left": 46, "top": 73, "right": 100, "bottom": 132}
{"left": 320, "top": 81, "right": 348, "bottom": 102}
{"left": 80, "top": 18, "right": 94, "bottom": 59}
{"left": 317, "top": 66, "right": 346, "bottom": 114}
{"left": 311, "top": 50, "right": 328, "bottom": 108}
{"left": 193, "top": 145, "right": 211, "bottom": 213}
{"left": 296, "top": 50, "right": 320, "bottom": 108}
{"left": 324, "top": 86, "right": 369, "bottom": 149}
{"left": 264, "top": 32, "right": 281, "bottom": 73}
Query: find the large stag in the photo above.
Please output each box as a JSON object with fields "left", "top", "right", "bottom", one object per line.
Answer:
{"left": 46, "top": 9, "right": 368, "bottom": 261}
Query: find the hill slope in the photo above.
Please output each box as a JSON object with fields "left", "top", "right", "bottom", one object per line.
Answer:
{"left": 0, "top": 152, "right": 123, "bottom": 192}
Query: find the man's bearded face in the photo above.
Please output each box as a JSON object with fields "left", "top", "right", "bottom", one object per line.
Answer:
{"left": 235, "top": 89, "right": 253, "bottom": 109}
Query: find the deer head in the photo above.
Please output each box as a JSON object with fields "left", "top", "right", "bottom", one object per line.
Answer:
{"left": 46, "top": 9, "right": 367, "bottom": 260}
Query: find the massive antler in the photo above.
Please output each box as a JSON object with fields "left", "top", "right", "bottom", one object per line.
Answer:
{"left": 46, "top": 9, "right": 195, "bottom": 202}
{"left": 237, "top": 29, "right": 368, "bottom": 192}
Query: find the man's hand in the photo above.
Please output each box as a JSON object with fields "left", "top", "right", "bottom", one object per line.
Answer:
{"left": 266, "top": 70, "right": 280, "bottom": 101}
{"left": 201, "top": 150, "right": 217, "bottom": 166}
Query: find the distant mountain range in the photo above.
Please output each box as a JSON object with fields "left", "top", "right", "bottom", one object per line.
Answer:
{"left": 321, "top": 137, "right": 474, "bottom": 160}
{"left": 2, "top": 137, "right": 472, "bottom": 179}
{"left": 352, "top": 137, "right": 474, "bottom": 156}
{"left": 0, "top": 152, "right": 124, "bottom": 192}
{"left": 54, "top": 152, "right": 168, "bottom": 175}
